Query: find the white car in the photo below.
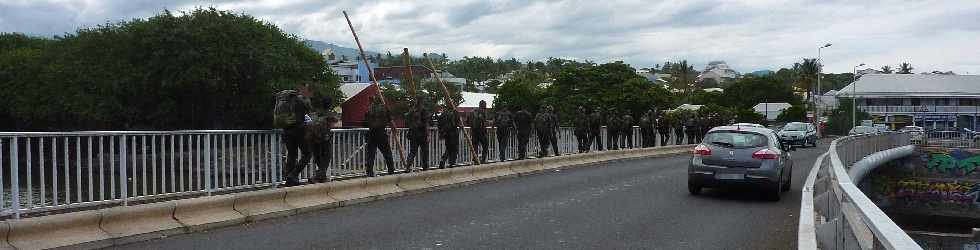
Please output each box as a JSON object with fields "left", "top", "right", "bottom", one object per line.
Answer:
{"left": 731, "top": 123, "right": 765, "bottom": 128}
{"left": 899, "top": 126, "right": 924, "bottom": 143}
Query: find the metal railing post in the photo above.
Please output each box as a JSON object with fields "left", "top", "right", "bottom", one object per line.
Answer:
{"left": 204, "top": 134, "right": 212, "bottom": 195}
{"left": 271, "top": 132, "right": 280, "bottom": 184}
{"left": 11, "top": 137, "right": 21, "bottom": 218}
{"left": 119, "top": 135, "right": 128, "bottom": 206}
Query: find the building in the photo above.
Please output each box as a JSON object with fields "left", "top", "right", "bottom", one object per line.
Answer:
{"left": 836, "top": 74, "right": 980, "bottom": 130}
{"left": 372, "top": 65, "right": 433, "bottom": 84}
{"left": 753, "top": 102, "right": 793, "bottom": 121}
{"left": 697, "top": 61, "right": 740, "bottom": 87}
{"left": 747, "top": 70, "right": 774, "bottom": 77}
{"left": 431, "top": 71, "right": 467, "bottom": 89}
{"left": 323, "top": 48, "right": 375, "bottom": 83}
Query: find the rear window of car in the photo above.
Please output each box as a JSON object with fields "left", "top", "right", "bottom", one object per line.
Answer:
{"left": 704, "top": 131, "right": 768, "bottom": 149}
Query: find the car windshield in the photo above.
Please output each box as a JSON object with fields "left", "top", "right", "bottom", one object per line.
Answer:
{"left": 704, "top": 131, "right": 768, "bottom": 148}
{"left": 783, "top": 124, "right": 806, "bottom": 131}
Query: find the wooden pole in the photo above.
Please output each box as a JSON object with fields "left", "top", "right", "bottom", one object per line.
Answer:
{"left": 343, "top": 11, "right": 409, "bottom": 170}
{"left": 424, "top": 53, "right": 480, "bottom": 165}
{"left": 402, "top": 48, "right": 417, "bottom": 98}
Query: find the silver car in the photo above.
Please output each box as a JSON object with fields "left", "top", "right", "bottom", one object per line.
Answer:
{"left": 688, "top": 126, "right": 795, "bottom": 201}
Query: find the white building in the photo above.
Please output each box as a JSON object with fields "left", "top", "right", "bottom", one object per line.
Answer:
{"left": 837, "top": 74, "right": 980, "bottom": 130}
{"left": 697, "top": 61, "right": 740, "bottom": 86}
{"left": 753, "top": 103, "right": 793, "bottom": 121}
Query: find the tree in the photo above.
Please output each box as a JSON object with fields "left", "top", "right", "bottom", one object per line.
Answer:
{"left": 667, "top": 60, "right": 696, "bottom": 102}
{"left": 721, "top": 76, "right": 802, "bottom": 109}
{"left": 898, "top": 62, "right": 914, "bottom": 74}
{"left": 880, "top": 65, "right": 893, "bottom": 74}
{"left": 776, "top": 106, "right": 806, "bottom": 122}
{"left": 795, "top": 58, "right": 820, "bottom": 97}
{"left": 0, "top": 8, "right": 341, "bottom": 130}
{"left": 825, "top": 99, "right": 871, "bottom": 135}
{"left": 494, "top": 71, "right": 545, "bottom": 112}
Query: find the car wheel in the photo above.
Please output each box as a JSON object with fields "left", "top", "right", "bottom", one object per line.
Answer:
{"left": 781, "top": 171, "right": 792, "bottom": 192}
{"left": 766, "top": 176, "right": 782, "bottom": 201}
{"left": 688, "top": 182, "right": 702, "bottom": 195}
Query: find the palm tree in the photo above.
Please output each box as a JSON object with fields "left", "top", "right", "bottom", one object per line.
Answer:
{"left": 669, "top": 60, "right": 694, "bottom": 102}
{"left": 898, "top": 62, "right": 914, "bottom": 74}
{"left": 880, "top": 65, "right": 893, "bottom": 74}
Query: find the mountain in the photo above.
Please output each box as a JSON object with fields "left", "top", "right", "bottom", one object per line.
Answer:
{"left": 303, "top": 40, "right": 379, "bottom": 60}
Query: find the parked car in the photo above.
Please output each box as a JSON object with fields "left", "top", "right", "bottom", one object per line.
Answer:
{"left": 777, "top": 122, "right": 817, "bottom": 147}
{"left": 688, "top": 126, "right": 795, "bottom": 201}
{"left": 731, "top": 123, "right": 765, "bottom": 128}
{"left": 899, "top": 126, "right": 925, "bottom": 143}
{"left": 848, "top": 126, "right": 877, "bottom": 136}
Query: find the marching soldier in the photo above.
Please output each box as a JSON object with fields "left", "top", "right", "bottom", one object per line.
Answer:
{"left": 545, "top": 105, "right": 560, "bottom": 156}
{"left": 495, "top": 106, "right": 516, "bottom": 161}
{"left": 534, "top": 106, "right": 553, "bottom": 157}
{"left": 438, "top": 105, "right": 461, "bottom": 168}
{"left": 306, "top": 96, "right": 339, "bottom": 183}
{"left": 672, "top": 112, "right": 685, "bottom": 145}
{"left": 684, "top": 113, "right": 698, "bottom": 144}
{"left": 656, "top": 110, "right": 671, "bottom": 146}
{"left": 589, "top": 108, "right": 603, "bottom": 151}
{"left": 574, "top": 106, "right": 591, "bottom": 153}
{"left": 468, "top": 100, "right": 490, "bottom": 164}
{"left": 621, "top": 112, "right": 634, "bottom": 149}
{"left": 514, "top": 107, "right": 533, "bottom": 160}
{"left": 405, "top": 98, "right": 431, "bottom": 171}
{"left": 365, "top": 96, "right": 396, "bottom": 177}
{"left": 640, "top": 109, "right": 655, "bottom": 148}
{"left": 606, "top": 108, "right": 620, "bottom": 150}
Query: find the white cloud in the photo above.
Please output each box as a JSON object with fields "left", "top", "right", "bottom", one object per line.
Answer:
{"left": 1, "top": 0, "right": 979, "bottom": 75}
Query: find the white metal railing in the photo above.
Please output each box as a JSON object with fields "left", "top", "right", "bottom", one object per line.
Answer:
{"left": 910, "top": 130, "right": 979, "bottom": 148}
{"left": 1, "top": 126, "right": 690, "bottom": 219}
{"left": 801, "top": 132, "right": 921, "bottom": 250}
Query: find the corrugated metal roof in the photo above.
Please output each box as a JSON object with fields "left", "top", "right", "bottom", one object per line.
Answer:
{"left": 752, "top": 103, "right": 792, "bottom": 112}
{"left": 837, "top": 74, "right": 980, "bottom": 97}
{"left": 340, "top": 83, "right": 372, "bottom": 101}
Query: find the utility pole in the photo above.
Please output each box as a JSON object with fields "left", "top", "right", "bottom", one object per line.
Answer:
{"left": 852, "top": 63, "right": 865, "bottom": 129}
{"left": 816, "top": 43, "right": 832, "bottom": 137}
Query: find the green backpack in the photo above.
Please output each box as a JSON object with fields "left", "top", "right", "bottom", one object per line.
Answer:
{"left": 273, "top": 90, "right": 302, "bottom": 128}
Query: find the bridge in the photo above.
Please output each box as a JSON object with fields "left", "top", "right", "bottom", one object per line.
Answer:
{"left": 0, "top": 128, "right": 976, "bottom": 249}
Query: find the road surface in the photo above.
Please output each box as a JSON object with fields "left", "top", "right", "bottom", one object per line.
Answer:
{"left": 115, "top": 143, "right": 826, "bottom": 249}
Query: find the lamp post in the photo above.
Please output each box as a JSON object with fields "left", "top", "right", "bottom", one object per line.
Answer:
{"left": 816, "top": 43, "right": 832, "bottom": 137}
{"left": 852, "top": 63, "right": 865, "bottom": 129}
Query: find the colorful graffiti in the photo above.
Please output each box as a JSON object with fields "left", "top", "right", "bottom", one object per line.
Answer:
{"left": 922, "top": 149, "right": 980, "bottom": 176}
{"left": 893, "top": 180, "right": 979, "bottom": 209}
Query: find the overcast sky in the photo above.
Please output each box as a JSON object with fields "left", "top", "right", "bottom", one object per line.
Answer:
{"left": 3, "top": 0, "right": 979, "bottom": 74}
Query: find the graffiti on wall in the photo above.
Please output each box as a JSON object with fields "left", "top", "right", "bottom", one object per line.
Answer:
{"left": 921, "top": 149, "right": 980, "bottom": 176}
{"left": 893, "top": 179, "right": 979, "bottom": 209}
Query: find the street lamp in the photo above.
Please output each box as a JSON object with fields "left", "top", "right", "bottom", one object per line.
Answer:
{"left": 852, "top": 63, "right": 865, "bottom": 129}
{"left": 816, "top": 43, "right": 832, "bottom": 137}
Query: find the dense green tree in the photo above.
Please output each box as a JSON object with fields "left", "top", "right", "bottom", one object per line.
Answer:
{"left": 825, "top": 99, "right": 871, "bottom": 135}
{"left": 721, "top": 76, "right": 801, "bottom": 109}
{"left": 776, "top": 106, "right": 806, "bottom": 122}
{"left": 494, "top": 71, "right": 546, "bottom": 112}
{"left": 0, "top": 8, "right": 340, "bottom": 130}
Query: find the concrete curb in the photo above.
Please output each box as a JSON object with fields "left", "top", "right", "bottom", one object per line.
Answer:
{"left": 7, "top": 210, "right": 111, "bottom": 250}
{"left": 449, "top": 166, "right": 481, "bottom": 184}
{"left": 488, "top": 161, "right": 518, "bottom": 178}
{"left": 470, "top": 163, "right": 499, "bottom": 180}
{"left": 0, "top": 221, "right": 13, "bottom": 250}
{"left": 362, "top": 175, "right": 405, "bottom": 199}
{"left": 100, "top": 201, "right": 185, "bottom": 246}
{"left": 508, "top": 160, "right": 535, "bottom": 175}
{"left": 327, "top": 179, "right": 375, "bottom": 206}
{"left": 174, "top": 194, "right": 246, "bottom": 232}
{"left": 284, "top": 182, "right": 340, "bottom": 214}
{"left": 423, "top": 168, "right": 457, "bottom": 188}
{"left": 396, "top": 172, "right": 436, "bottom": 193}
{"left": 234, "top": 188, "right": 297, "bottom": 222}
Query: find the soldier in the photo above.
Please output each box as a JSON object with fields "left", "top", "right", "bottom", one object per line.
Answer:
{"left": 305, "top": 96, "right": 339, "bottom": 183}
{"left": 276, "top": 90, "right": 312, "bottom": 187}
{"left": 657, "top": 110, "right": 670, "bottom": 146}
{"left": 606, "top": 108, "right": 620, "bottom": 150}
{"left": 574, "top": 106, "right": 591, "bottom": 153}
{"left": 438, "top": 105, "right": 461, "bottom": 168}
{"left": 534, "top": 106, "right": 553, "bottom": 157}
{"left": 364, "top": 96, "right": 396, "bottom": 177}
{"left": 640, "top": 109, "right": 655, "bottom": 148}
{"left": 514, "top": 107, "right": 533, "bottom": 160}
{"left": 684, "top": 113, "right": 698, "bottom": 144}
{"left": 495, "top": 106, "right": 516, "bottom": 161}
{"left": 469, "top": 100, "right": 491, "bottom": 164}
{"left": 588, "top": 108, "right": 603, "bottom": 151}
{"left": 405, "top": 97, "right": 431, "bottom": 171}
{"left": 621, "top": 112, "right": 634, "bottom": 149}
{"left": 672, "top": 112, "right": 685, "bottom": 145}
{"left": 545, "top": 105, "right": 560, "bottom": 156}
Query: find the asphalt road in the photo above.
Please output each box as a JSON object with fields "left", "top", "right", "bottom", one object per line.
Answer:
{"left": 115, "top": 143, "right": 827, "bottom": 250}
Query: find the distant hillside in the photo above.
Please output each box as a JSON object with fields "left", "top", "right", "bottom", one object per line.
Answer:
{"left": 303, "top": 40, "right": 378, "bottom": 60}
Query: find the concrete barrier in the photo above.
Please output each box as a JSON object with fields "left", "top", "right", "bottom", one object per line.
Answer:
{"left": 174, "top": 194, "right": 246, "bottom": 232}
{"left": 450, "top": 166, "right": 481, "bottom": 184}
{"left": 397, "top": 171, "right": 436, "bottom": 193}
{"left": 0, "top": 221, "right": 12, "bottom": 250}
{"left": 362, "top": 175, "right": 405, "bottom": 199}
{"left": 526, "top": 158, "right": 552, "bottom": 172}
{"left": 284, "top": 182, "right": 340, "bottom": 214}
{"left": 509, "top": 160, "right": 535, "bottom": 175}
{"left": 423, "top": 168, "right": 458, "bottom": 188}
{"left": 470, "top": 164, "right": 499, "bottom": 179}
{"left": 234, "top": 188, "right": 297, "bottom": 222}
{"left": 327, "top": 178, "right": 376, "bottom": 206}
{"left": 100, "top": 201, "right": 185, "bottom": 245}
{"left": 7, "top": 210, "right": 112, "bottom": 250}
{"left": 488, "top": 161, "right": 518, "bottom": 178}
